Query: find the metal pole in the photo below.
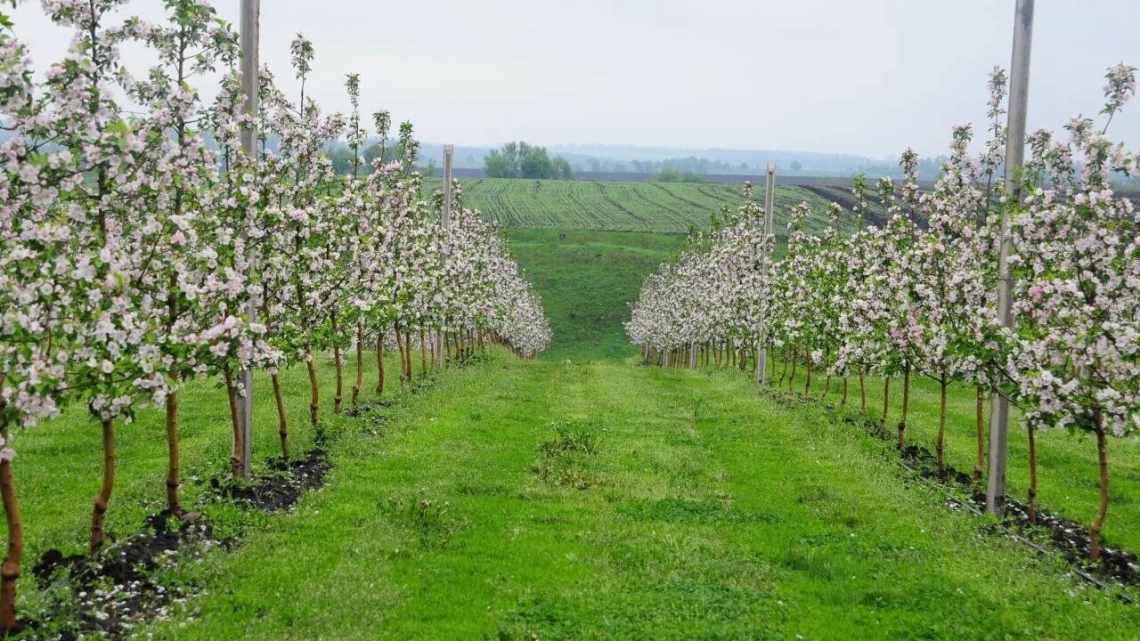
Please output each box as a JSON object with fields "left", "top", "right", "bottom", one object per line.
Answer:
{"left": 439, "top": 145, "right": 454, "bottom": 366}
{"left": 986, "top": 0, "right": 1033, "bottom": 515}
{"left": 238, "top": 0, "right": 260, "bottom": 479}
{"left": 756, "top": 163, "right": 776, "bottom": 384}
{"left": 764, "top": 163, "right": 775, "bottom": 237}
{"left": 443, "top": 144, "right": 454, "bottom": 226}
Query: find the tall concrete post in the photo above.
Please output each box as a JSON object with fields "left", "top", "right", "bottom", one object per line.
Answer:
{"left": 237, "top": 0, "right": 260, "bottom": 478}
{"left": 756, "top": 163, "right": 776, "bottom": 384}
{"left": 987, "top": 0, "right": 1034, "bottom": 515}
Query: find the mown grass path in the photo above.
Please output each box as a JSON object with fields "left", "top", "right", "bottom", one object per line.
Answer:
{"left": 147, "top": 355, "right": 1137, "bottom": 640}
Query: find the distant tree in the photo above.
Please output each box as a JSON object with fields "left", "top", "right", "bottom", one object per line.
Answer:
{"left": 484, "top": 149, "right": 512, "bottom": 177}
{"left": 552, "top": 157, "right": 573, "bottom": 180}
{"left": 790, "top": 160, "right": 803, "bottom": 172}
{"left": 484, "top": 141, "right": 571, "bottom": 179}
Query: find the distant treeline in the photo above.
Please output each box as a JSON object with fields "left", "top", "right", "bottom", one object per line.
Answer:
{"left": 588, "top": 155, "right": 746, "bottom": 176}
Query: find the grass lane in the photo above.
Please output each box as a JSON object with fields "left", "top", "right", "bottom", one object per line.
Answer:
{"left": 143, "top": 355, "right": 1138, "bottom": 640}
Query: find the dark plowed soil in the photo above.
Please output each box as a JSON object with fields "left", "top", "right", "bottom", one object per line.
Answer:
{"left": 28, "top": 512, "right": 224, "bottom": 639}
{"left": 209, "top": 447, "right": 331, "bottom": 511}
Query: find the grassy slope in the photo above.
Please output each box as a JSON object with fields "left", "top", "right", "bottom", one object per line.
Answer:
{"left": 142, "top": 354, "right": 1138, "bottom": 640}
{"left": 504, "top": 228, "right": 685, "bottom": 360}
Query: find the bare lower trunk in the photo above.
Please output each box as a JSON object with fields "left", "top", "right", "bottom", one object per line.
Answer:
{"left": 306, "top": 343, "right": 320, "bottom": 428}
{"left": 1027, "top": 422, "right": 1038, "bottom": 524}
{"left": 975, "top": 385, "right": 985, "bottom": 482}
{"left": 880, "top": 377, "right": 891, "bottom": 434}
{"left": 898, "top": 365, "right": 911, "bottom": 449}
{"left": 841, "top": 377, "right": 848, "bottom": 406}
{"left": 405, "top": 332, "right": 414, "bottom": 381}
{"left": 224, "top": 365, "right": 243, "bottom": 476}
{"left": 859, "top": 372, "right": 866, "bottom": 414}
{"left": 272, "top": 373, "right": 289, "bottom": 460}
{"left": 165, "top": 390, "right": 182, "bottom": 515}
{"left": 420, "top": 331, "right": 428, "bottom": 374}
{"left": 376, "top": 333, "right": 385, "bottom": 395}
{"left": 0, "top": 416, "right": 23, "bottom": 631}
{"left": 352, "top": 322, "right": 364, "bottom": 409}
{"left": 1090, "top": 409, "right": 1109, "bottom": 561}
{"left": 804, "top": 364, "right": 812, "bottom": 394}
{"left": 90, "top": 418, "right": 115, "bottom": 552}
{"left": 936, "top": 376, "right": 947, "bottom": 476}
{"left": 788, "top": 352, "right": 798, "bottom": 391}
{"left": 394, "top": 326, "right": 406, "bottom": 383}
{"left": 332, "top": 313, "right": 343, "bottom": 415}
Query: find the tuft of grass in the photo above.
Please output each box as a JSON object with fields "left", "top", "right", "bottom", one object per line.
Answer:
{"left": 533, "top": 419, "right": 602, "bottom": 490}
{"left": 379, "top": 493, "right": 463, "bottom": 549}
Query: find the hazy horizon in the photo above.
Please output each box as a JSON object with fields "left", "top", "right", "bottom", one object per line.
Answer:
{"left": 9, "top": 1, "right": 1140, "bottom": 159}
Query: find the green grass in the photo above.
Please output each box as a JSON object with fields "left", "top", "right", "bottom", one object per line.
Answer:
{"left": 504, "top": 228, "right": 685, "bottom": 360}
{"left": 764, "top": 357, "right": 1140, "bottom": 554}
{"left": 426, "top": 177, "right": 841, "bottom": 234}
{"left": 10, "top": 352, "right": 402, "bottom": 565}
{"left": 129, "top": 354, "right": 1136, "bottom": 640}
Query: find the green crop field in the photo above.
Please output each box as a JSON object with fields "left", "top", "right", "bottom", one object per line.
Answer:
{"left": 424, "top": 177, "right": 847, "bottom": 235}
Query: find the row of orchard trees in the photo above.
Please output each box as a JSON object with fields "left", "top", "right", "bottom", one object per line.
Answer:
{"left": 0, "top": 0, "right": 550, "bottom": 628}
{"left": 628, "top": 64, "right": 1138, "bottom": 561}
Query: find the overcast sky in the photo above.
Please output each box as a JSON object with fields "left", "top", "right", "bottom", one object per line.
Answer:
{"left": 10, "top": 0, "right": 1140, "bottom": 158}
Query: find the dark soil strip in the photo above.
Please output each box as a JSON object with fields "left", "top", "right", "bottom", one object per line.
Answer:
{"left": 21, "top": 445, "right": 332, "bottom": 641}
{"left": 29, "top": 512, "right": 227, "bottom": 640}
{"left": 208, "top": 447, "right": 331, "bottom": 512}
